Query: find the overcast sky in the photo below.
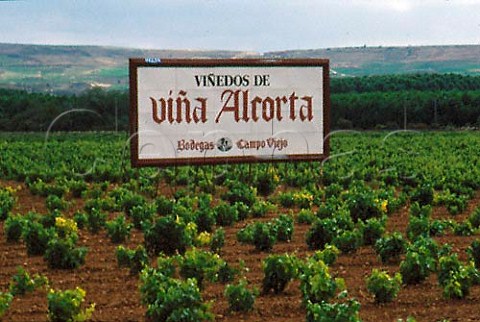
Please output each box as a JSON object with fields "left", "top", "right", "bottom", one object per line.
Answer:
{"left": 1, "top": 0, "right": 479, "bottom": 52}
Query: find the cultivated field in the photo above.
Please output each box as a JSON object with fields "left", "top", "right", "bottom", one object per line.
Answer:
{"left": 0, "top": 131, "right": 479, "bottom": 321}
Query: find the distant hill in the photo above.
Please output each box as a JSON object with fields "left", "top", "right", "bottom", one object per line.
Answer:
{"left": 1, "top": 43, "right": 479, "bottom": 93}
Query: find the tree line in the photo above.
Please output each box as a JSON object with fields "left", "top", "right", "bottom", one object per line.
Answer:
{"left": 0, "top": 73, "right": 479, "bottom": 131}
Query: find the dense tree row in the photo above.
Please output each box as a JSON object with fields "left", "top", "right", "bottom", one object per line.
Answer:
{"left": 0, "top": 73, "right": 479, "bottom": 131}
{"left": 331, "top": 73, "right": 480, "bottom": 94}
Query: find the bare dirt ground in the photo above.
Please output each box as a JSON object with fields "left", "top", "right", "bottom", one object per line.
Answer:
{"left": 1, "top": 181, "right": 479, "bottom": 321}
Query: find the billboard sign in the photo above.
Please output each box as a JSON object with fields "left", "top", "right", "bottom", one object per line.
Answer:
{"left": 129, "top": 58, "right": 330, "bottom": 167}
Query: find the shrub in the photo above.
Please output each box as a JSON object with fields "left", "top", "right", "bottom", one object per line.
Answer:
{"left": 115, "top": 245, "right": 149, "bottom": 275}
{"left": 0, "top": 292, "right": 13, "bottom": 318}
{"left": 251, "top": 200, "right": 275, "bottom": 218}
{"left": 44, "top": 237, "right": 87, "bottom": 269}
{"left": 177, "top": 248, "right": 223, "bottom": 289}
{"left": 410, "top": 185, "right": 434, "bottom": 206}
{"left": 195, "top": 208, "right": 216, "bottom": 233}
{"left": 210, "top": 228, "right": 225, "bottom": 254}
{"left": 214, "top": 203, "right": 238, "bottom": 226}
{"left": 47, "top": 287, "right": 95, "bottom": 322}
{"left": 306, "top": 218, "right": 338, "bottom": 250}
{"left": 300, "top": 258, "right": 345, "bottom": 305}
{"left": 467, "top": 239, "right": 480, "bottom": 269}
{"left": 106, "top": 215, "right": 132, "bottom": 243}
{"left": 406, "top": 215, "right": 430, "bottom": 241}
{"left": 55, "top": 217, "right": 78, "bottom": 240}
{"left": 22, "top": 220, "right": 53, "bottom": 256}
{"left": 0, "top": 188, "right": 15, "bottom": 220}
{"left": 144, "top": 215, "right": 191, "bottom": 256}
{"left": 332, "top": 229, "right": 362, "bottom": 254}
{"left": 139, "top": 267, "right": 213, "bottom": 321}
{"left": 255, "top": 169, "right": 279, "bottom": 196}
{"left": 46, "top": 195, "right": 69, "bottom": 212}
{"left": 437, "top": 254, "right": 472, "bottom": 299}
{"left": 73, "top": 212, "right": 88, "bottom": 230}
{"left": 237, "top": 224, "right": 255, "bottom": 244}
{"left": 252, "top": 221, "right": 277, "bottom": 252}
{"left": 296, "top": 209, "right": 315, "bottom": 224}
{"left": 9, "top": 266, "right": 48, "bottom": 296}
{"left": 278, "top": 192, "right": 295, "bottom": 208}
{"left": 344, "top": 191, "right": 383, "bottom": 222}
{"left": 400, "top": 238, "right": 438, "bottom": 285}
{"left": 234, "top": 202, "right": 250, "bottom": 221}
{"left": 155, "top": 195, "right": 175, "bottom": 215}
{"left": 374, "top": 232, "right": 407, "bottom": 263}
{"left": 468, "top": 207, "right": 480, "bottom": 229}
{"left": 366, "top": 269, "right": 402, "bottom": 303}
{"left": 274, "top": 214, "right": 294, "bottom": 242}
{"left": 217, "top": 262, "right": 238, "bottom": 283}
{"left": 225, "top": 279, "right": 258, "bottom": 312}
{"left": 4, "top": 214, "right": 25, "bottom": 242}
{"left": 129, "top": 203, "right": 156, "bottom": 230}
{"left": 262, "top": 253, "right": 299, "bottom": 294}
{"left": 86, "top": 208, "right": 107, "bottom": 234}
{"left": 438, "top": 254, "right": 474, "bottom": 299}
{"left": 453, "top": 221, "right": 475, "bottom": 236}
{"left": 312, "top": 244, "right": 340, "bottom": 266}
{"left": 361, "top": 217, "right": 386, "bottom": 246}
{"left": 306, "top": 297, "right": 361, "bottom": 322}
{"left": 222, "top": 181, "right": 257, "bottom": 207}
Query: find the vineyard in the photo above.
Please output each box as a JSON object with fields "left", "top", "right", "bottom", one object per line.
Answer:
{"left": 1, "top": 131, "right": 480, "bottom": 321}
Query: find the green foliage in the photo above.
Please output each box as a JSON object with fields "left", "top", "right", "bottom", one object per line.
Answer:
{"left": 374, "top": 232, "right": 407, "bottom": 263}
{"left": 410, "top": 185, "right": 434, "bottom": 206}
{"left": 129, "top": 203, "right": 155, "bottom": 230}
{"left": 400, "top": 238, "right": 438, "bottom": 285}
{"left": 143, "top": 215, "right": 191, "bottom": 256}
{"left": 106, "top": 215, "right": 132, "bottom": 243}
{"left": 250, "top": 200, "right": 274, "bottom": 218}
{"left": 210, "top": 228, "right": 225, "bottom": 254}
{"left": 296, "top": 209, "right": 315, "bottom": 224}
{"left": 306, "top": 218, "right": 338, "bottom": 250}
{"left": 262, "top": 253, "right": 299, "bottom": 294}
{"left": 217, "top": 262, "right": 238, "bottom": 284}
{"left": 46, "top": 195, "right": 69, "bottom": 212}
{"left": 467, "top": 239, "right": 480, "bottom": 269}
{"left": 306, "top": 297, "right": 361, "bottom": 322}
{"left": 4, "top": 214, "right": 25, "bottom": 242}
{"left": 274, "top": 214, "right": 294, "bottom": 242}
{"left": 73, "top": 212, "right": 88, "bottom": 230}
{"left": 47, "top": 287, "right": 95, "bottom": 322}
{"left": 300, "top": 258, "right": 345, "bottom": 305}
{"left": 453, "top": 221, "right": 475, "bottom": 236}
{"left": 85, "top": 208, "right": 107, "bottom": 234}
{"left": 214, "top": 202, "right": 238, "bottom": 226}
{"left": 44, "top": 237, "right": 87, "bottom": 269}
{"left": 252, "top": 221, "right": 277, "bottom": 252}
{"left": 0, "top": 292, "right": 13, "bottom": 318}
{"left": 224, "top": 279, "right": 258, "bottom": 312}
{"left": 195, "top": 208, "right": 216, "bottom": 233}
{"left": 177, "top": 248, "right": 223, "bottom": 289}
{"left": 254, "top": 169, "right": 279, "bottom": 196}
{"left": 468, "top": 207, "right": 480, "bottom": 229}
{"left": 237, "top": 224, "right": 255, "bottom": 244}
{"left": 222, "top": 181, "right": 257, "bottom": 207}
{"left": 9, "top": 266, "right": 48, "bottom": 296}
{"left": 312, "top": 244, "right": 341, "bottom": 266}
{"left": 406, "top": 214, "right": 430, "bottom": 241}
{"left": 332, "top": 229, "right": 362, "bottom": 254}
{"left": 437, "top": 254, "right": 473, "bottom": 299}
{"left": 155, "top": 195, "right": 175, "bottom": 215}
{"left": 22, "top": 220, "right": 53, "bottom": 256}
{"left": 0, "top": 188, "right": 15, "bottom": 220}
{"left": 361, "top": 217, "right": 386, "bottom": 246}
{"left": 139, "top": 267, "right": 213, "bottom": 321}
{"left": 116, "top": 245, "right": 149, "bottom": 275}
{"left": 366, "top": 269, "right": 402, "bottom": 303}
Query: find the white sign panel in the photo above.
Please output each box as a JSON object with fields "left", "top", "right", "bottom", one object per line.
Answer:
{"left": 130, "top": 59, "right": 330, "bottom": 166}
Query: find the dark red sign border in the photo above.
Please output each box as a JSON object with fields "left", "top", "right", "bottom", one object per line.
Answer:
{"left": 129, "top": 58, "right": 330, "bottom": 167}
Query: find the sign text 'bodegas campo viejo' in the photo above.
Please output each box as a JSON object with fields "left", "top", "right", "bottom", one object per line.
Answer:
{"left": 129, "top": 58, "right": 330, "bottom": 167}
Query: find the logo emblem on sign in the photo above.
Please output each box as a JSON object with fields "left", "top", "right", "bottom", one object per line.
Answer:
{"left": 217, "top": 137, "right": 233, "bottom": 152}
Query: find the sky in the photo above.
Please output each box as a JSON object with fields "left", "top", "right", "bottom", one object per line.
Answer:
{"left": 1, "top": 0, "right": 479, "bottom": 52}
